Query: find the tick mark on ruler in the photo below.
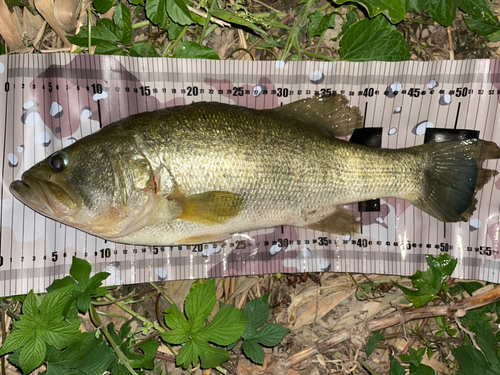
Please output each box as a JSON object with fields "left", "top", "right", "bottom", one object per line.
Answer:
{"left": 97, "top": 100, "right": 102, "bottom": 129}
{"left": 454, "top": 102, "right": 461, "bottom": 130}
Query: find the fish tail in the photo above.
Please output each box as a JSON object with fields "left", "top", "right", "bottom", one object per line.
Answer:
{"left": 410, "top": 139, "right": 499, "bottom": 222}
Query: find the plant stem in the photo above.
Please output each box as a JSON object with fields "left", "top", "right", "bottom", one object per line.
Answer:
{"left": 90, "top": 305, "right": 140, "bottom": 375}
{"left": 301, "top": 50, "right": 337, "bottom": 61}
{"left": 132, "top": 20, "right": 150, "bottom": 29}
{"left": 1, "top": 306, "right": 5, "bottom": 375}
{"left": 102, "top": 294, "right": 166, "bottom": 333}
{"left": 87, "top": 6, "right": 92, "bottom": 54}
{"left": 162, "top": 26, "right": 188, "bottom": 57}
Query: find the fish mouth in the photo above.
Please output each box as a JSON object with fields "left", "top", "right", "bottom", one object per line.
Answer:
{"left": 10, "top": 174, "right": 81, "bottom": 219}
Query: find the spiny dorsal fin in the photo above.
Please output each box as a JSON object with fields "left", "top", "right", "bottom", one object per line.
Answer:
{"left": 273, "top": 94, "right": 364, "bottom": 137}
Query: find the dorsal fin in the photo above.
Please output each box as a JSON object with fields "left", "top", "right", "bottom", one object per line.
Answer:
{"left": 273, "top": 94, "right": 364, "bottom": 137}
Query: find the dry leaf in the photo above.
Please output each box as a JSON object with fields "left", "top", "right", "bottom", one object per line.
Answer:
{"left": 0, "top": 0, "right": 26, "bottom": 51}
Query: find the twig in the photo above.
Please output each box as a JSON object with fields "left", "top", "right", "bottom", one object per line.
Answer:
{"left": 454, "top": 315, "right": 482, "bottom": 353}
{"left": 447, "top": 26, "right": 454, "bottom": 60}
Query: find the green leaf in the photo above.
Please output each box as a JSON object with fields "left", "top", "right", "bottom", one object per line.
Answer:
{"left": 308, "top": 12, "right": 335, "bottom": 38}
{"left": 333, "top": 0, "right": 406, "bottom": 23}
{"left": 162, "top": 304, "right": 190, "bottom": 344}
{"left": 242, "top": 339, "right": 265, "bottom": 365}
{"left": 196, "top": 339, "right": 230, "bottom": 369}
{"left": 19, "top": 334, "right": 46, "bottom": 374}
{"left": 197, "top": 306, "right": 248, "bottom": 346}
{"left": 146, "top": 0, "right": 167, "bottom": 25}
{"left": 394, "top": 254, "right": 456, "bottom": 307}
{"left": 459, "top": 0, "right": 495, "bottom": 19}
{"left": 166, "top": 0, "right": 193, "bottom": 26}
{"left": 243, "top": 294, "right": 270, "bottom": 334}
{"left": 409, "top": 363, "right": 435, "bottom": 375}
{"left": 185, "top": 279, "right": 216, "bottom": 332}
{"left": 42, "top": 319, "right": 82, "bottom": 350}
{"left": 339, "top": 15, "right": 410, "bottom": 61}
{"left": 172, "top": 41, "right": 220, "bottom": 59}
{"left": 47, "top": 277, "right": 77, "bottom": 293}
{"left": 129, "top": 340, "right": 159, "bottom": 369}
{"left": 390, "top": 356, "right": 406, "bottom": 375}
{"left": 0, "top": 329, "right": 33, "bottom": 355}
{"left": 365, "top": 330, "right": 384, "bottom": 357}
{"left": 167, "top": 20, "right": 184, "bottom": 39}
{"left": 95, "top": 41, "right": 127, "bottom": 55}
{"left": 464, "top": 17, "right": 500, "bottom": 36}
{"left": 400, "top": 347, "right": 423, "bottom": 367}
{"left": 69, "top": 257, "right": 91, "bottom": 284}
{"left": 423, "top": 0, "right": 458, "bottom": 27}
{"left": 94, "top": 0, "right": 118, "bottom": 13}
{"left": 129, "top": 0, "right": 144, "bottom": 4}
{"left": 130, "top": 42, "right": 160, "bottom": 57}
{"left": 40, "top": 286, "right": 73, "bottom": 318}
{"left": 252, "top": 324, "right": 290, "bottom": 347}
{"left": 176, "top": 339, "right": 199, "bottom": 369}
{"left": 114, "top": 2, "right": 132, "bottom": 30}
{"left": 211, "top": 9, "right": 265, "bottom": 34}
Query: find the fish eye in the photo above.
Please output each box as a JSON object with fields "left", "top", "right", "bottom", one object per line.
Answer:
{"left": 48, "top": 152, "right": 69, "bottom": 172}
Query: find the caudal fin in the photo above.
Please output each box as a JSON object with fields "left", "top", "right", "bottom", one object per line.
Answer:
{"left": 410, "top": 139, "right": 499, "bottom": 222}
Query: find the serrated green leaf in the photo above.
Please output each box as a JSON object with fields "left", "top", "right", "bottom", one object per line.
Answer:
{"left": 76, "top": 293, "right": 91, "bottom": 313}
{"left": 365, "top": 330, "right": 384, "bottom": 357}
{"left": 0, "top": 329, "right": 34, "bottom": 355}
{"left": 195, "top": 338, "right": 230, "bottom": 369}
{"left": 172, "top": 41, "right": 220, "bottom": 59}
{"left": 253, "top": 324, "right": 289, "bottom": 347}
{"left": 146, "top": 0, "right": 167, "bottom": 25}
{"left": 130, "top": 42, "right": 160, "bottom": 57}
{"left": 423, "top": 0, "right": 458, "bottom": 27}
{"left": 176, "top": 339, "right": 199, "bottom": 369}
{"left": 242, "top": 339, "right": 265, "bottom": 365}
{"left": 114, "top": 3, "right": 132, "bottom": 30}
{"left": 307, "top": 11, "right": 335, "bottom": 38}
{"left": 21, "top": 290, "right": 38, "bottom": 317}
{"left": 167, "top": 20, "right": 184, "bottom": 39}
{"left": 47, "top": 277, "right": 77, "bottom": 293}
{"left": 211, "top": 9, "right": 264, "bottom": 34}
{"left": 166, "top": 0, "right": 193, "bottom": 25}
{"left": 333, "top": 0, "right": 406, "bottom": 23}
{"left": 129, "top": 339, "right": 159, "bottom": 369}
{"left": 94, "top": 0, "right": 118, "bottom": 13}
{"left": 185, "top": 279, "right": 216, "bottom": 332}
{"left": 77, "top": 341, "right": 116, "bottom": 374}
{"left": 42, "top": 319, "right": 81, "bottom": 349}
{"left": 162, "top": 304, "right": 190, "bottom": 344}
{"left": 19, "top": 334, "right": 45, "bottom": 374}
{"left": 243, "top": 295, "right": 270, "bottom": 334}
{"left": 87, "top": 272, "right": 111, "bottom": 290}
{"left": 197, "top": 306, "right": 247, "bottom": 346}
{"left": 400, "top": 347, "right": 423, "bottom": 367}
{"left": 390, "top": 355, "right": 406, "bottom": 375}
{"left": 340, "top": 15, "right": 410, "bottom": 61}
{"left": 69, "top": 257, "right": 91, "bottom": 284}
{"left": 129, "top": 0, "right": 144, "bottom": 4}
{"left": 40, "top": 286, "right": 73, "bottom": 318}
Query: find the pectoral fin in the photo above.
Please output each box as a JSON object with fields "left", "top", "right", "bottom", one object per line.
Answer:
{"left": 176, "top": 191, "right": 244, "bottom": 225}
{"left": 305, "top": 207, "right": 360, "bottom": 235}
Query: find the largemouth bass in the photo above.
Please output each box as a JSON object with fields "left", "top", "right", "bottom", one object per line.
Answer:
{"left": 10, "top": 95, "right": 500, "bottom": 245}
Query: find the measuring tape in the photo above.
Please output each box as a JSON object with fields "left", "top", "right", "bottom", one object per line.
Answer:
{"left": 0, "top": 55, "right": 499, "bottom": 297}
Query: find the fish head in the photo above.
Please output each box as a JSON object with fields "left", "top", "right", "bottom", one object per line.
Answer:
{"left": 10, "top": 140, "right": 118, "bottom": 233}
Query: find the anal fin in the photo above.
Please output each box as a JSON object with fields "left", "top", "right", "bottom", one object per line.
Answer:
{"left": 305, "top": 207, "right": 361, "bottom": 235}
{"left": 175, "top": 233, "right": 231, "bottom": 245}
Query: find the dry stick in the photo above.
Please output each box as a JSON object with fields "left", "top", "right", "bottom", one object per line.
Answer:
{"left": 235, "top": 14, "right": 292, "bottom": 60}
{"left": 285, "top": 284, "right": 500, "bottom": 368}
{"left": 448, "top": 26, "right": 455, "bottom": 60}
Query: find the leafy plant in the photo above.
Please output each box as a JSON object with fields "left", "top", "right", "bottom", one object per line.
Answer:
{"left": 393, "top": 254, "right": 457, "bottom": 307}
{"left": 161, "top": 279, "right": 248, "bottom": 369}
{"left": 236, "top": 294, "right": 290, "bottom": 365}
{"left": 0, "top": 287, "right": 82, "bottom": 374}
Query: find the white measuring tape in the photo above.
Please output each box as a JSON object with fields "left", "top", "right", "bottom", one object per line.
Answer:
{"left": 0, "top": 54, "right": 499, "bottom": 297}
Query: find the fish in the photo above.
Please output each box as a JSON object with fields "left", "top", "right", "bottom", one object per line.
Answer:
{"left": 9, "top": 94, "right": 500, "bottom": 246}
